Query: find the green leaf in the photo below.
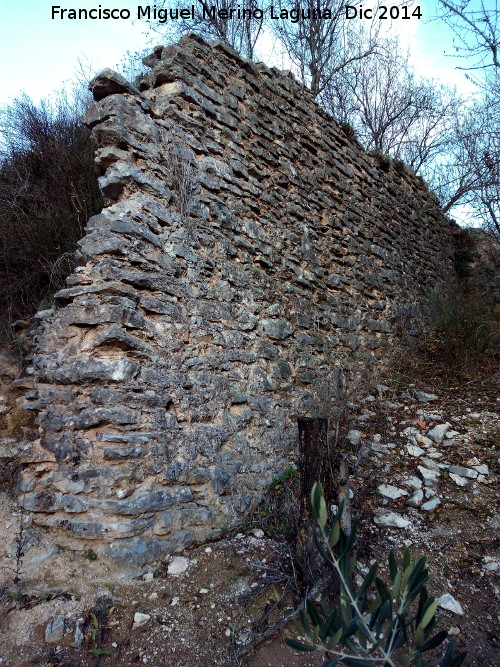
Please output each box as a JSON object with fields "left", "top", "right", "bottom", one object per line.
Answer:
{"left": 90, "top": 648, "right": 112, "bottom": 656}
{"left": 323, "top": 660, "right": 344, "bottom": 667}
{"left": 314, "top": 532, "right": 333, "bottom": 565}
{"left": 420, "top": 629, "right": 448, "bottom": 652}
{"left": 397, "top": 654, "right": 412, "bottom": 667}
{"left": 448, "top": 653, "right": 467, "bottom": 667}
{"left": 90, "top": 612, "right": 98, "bottom": 629}
{"left": 300, "top": 608, "right": 311, "bottom": 635}
{"left": 440, "top": 638, "right": 456, "bottom": 667}
{"left": 389, "top": 551, "right": 397, "bottom": 581}
{"left": 418, "top": 597, "right": 438, "bottom": 630}
{"left": 284, "top": 638, "right": 316, "bottom": 652}
{"left": 439, "top": 640, "right": 467, "bottom": 667}
{"left": 311, "top": 483, "right": 322, "bottom": 522}
{"left": 306, "top": 599, "right": 323, "bottom": 628}
{"left": 329, "top": 521, "right": 340, "bottom": 548}
{"left": 414, "top": 625, "right": 425, "bottom": 647}
{"left": 320, "top": 610, "right": 340, "bottom": 641}
{"left": 393, "top": 570, "right": 402, "bottom": 604}
{"left": 318, "top": 495, "right": 328, "bottom": 530}
{"left": 325, "top": 627, "right": 343, "bottom": 649}
{"left": 339, "top": 522, "right": 357, "bottom": 559}
{"left": 403, "top": 548, "right": 411, "bottom": 570}
{"left": 375, "top": 577, "right": 391, "bottom": 604}
{"left": 356, "top": 561, "right": 378, "bottom": 601}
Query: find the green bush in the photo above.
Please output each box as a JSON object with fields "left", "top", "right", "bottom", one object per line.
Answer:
{"left": 0, "top": 91, "right": 102, "bottom": 339}
{"left": 286, "top": 483, "right": 466, "bottom": 667}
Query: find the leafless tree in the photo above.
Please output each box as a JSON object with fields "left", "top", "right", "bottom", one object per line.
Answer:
{"left": 323, "top": 38, "right": 461, "bottom": 170}
{"left": 434, "top": 1, "right": 499, "bottom": 234}
{"left": 431, "top": 98, "right": 500, "bottom": 235}
{"left": 270, "top": 0, "right": 382, "bottom": 98}
{"left": 437, "top": 0, "right": 499, "bottom": 72}
{"left": 146, "top": 0, "right": 268, "bottom": 60}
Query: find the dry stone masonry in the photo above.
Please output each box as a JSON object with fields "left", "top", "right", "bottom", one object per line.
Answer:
{"left": 19, "top": 34, "right": 460, "bottom": 564}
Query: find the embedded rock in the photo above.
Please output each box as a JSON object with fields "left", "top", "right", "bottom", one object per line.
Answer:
{"left": 45, "top": 616, "right": 65, "bottom": 643}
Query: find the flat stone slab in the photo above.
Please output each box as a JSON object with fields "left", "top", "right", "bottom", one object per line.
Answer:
{"left": 415, "top": 433, "right": 433, "bottom": 446}
{"left": 406, "top": 444, "right": 425, "bottom": 457}
{"left": 438, "top": 593, "right": 464, "bottom": 615}
{"left": 378, "top": 484, "right": 409, "bottom": 500}
{"left": 427, "top": 423, "right": 451, "bottom": 443}
{"left": 414, "top": 391, "right": 438, "bottom": 402}
{"left": 421, "top": 497, "right": 441, "bottom": 511}
{"left": 449, "top": 473, "right": 468, "bottom": 487}
{"left": 373, "top": 510, "right": 410, "bottom": 528}
{"left": 417, "top": 466, "right": 440, "bottom": 485}
{"left": 449, "top": 465, "right": 478, "bottom": 479}
{"left": 404, "top": 475, "right": 423, "bottom": 489}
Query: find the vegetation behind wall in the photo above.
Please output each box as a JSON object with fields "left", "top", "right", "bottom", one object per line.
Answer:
{"left": 0, "top": 93, "right": 103, "bottom": 340}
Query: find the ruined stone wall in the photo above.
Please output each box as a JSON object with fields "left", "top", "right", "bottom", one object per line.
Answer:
{"left": 20, "top": 34, "right": 459, "bottom": 564}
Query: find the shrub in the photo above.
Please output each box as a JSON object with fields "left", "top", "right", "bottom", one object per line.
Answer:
{"left": 0, "top": 91, "right": 102, "bottom": 339}
{"left": 286, "top": 483, "right": 467, "bottom": 667}
{"left": 425, "top": 289, "right": 499, "bottom": 370}
{"left": 453, "top": 248, "right": 474, "bottom": 277}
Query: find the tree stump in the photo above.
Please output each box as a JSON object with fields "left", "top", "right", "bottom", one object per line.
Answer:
{"left": 296, "top": 417, "right": 338, "bottom": 591}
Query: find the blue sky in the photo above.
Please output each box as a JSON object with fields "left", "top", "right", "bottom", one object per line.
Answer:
{"left": 0, "top": 1, "right": 479, "bottom": 105}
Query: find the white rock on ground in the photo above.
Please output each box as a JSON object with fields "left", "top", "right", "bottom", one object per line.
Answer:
{"left": 421, "top": 497, "right": 441, "bottom": 511}
{"left": 417, "top": 466, "right": 440, "bottom": 485}
{"left": 449, "top": 473, "right": 468, "bottom": 487}
{"left": 414, "top": 391, "right": 438, "bottom": 402}
{"left": 407, "top": 490, "right": 424, "bottom": 507}
{"left": 438, "top": 593, "right": 464, "bottom": 615}
{"left": 427, "top": 423, "right": 451, "bottom": 443}
{"left": 449, "top": 465, "right": 478, "bottom": 479}
{"left": 167, "top": 556, "right": 190, "bottom": 575}
{"left": 251, "top": 528, "right": 264, "bottom": 538}
{"left": 378, "top": 484, "right": 409, "bottom": 500}
{"left": 404, "top": 475, "right": 423, "bottom": 489}
{"left": 133, "top": 612, "right": 151, "bottom": 629}
{"left": 483, "top": 557, "right": 500, "bottom": 572}
{"left": 415, "top": 433, "right": 433, "bottom": 446}
{"left": 406, "top": 444, "right": 425, "bottom": 457}
{"left": 346, "top": 429, "right": 362, "bottom": 446}
{"left": 420, "top": 457, "right": 441, "bottom": 471}
{"left": 373, "top": 510, "right": 410, "bottom": 528}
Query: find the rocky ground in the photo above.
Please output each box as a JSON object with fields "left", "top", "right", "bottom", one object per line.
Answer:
{"left": 0, "top": 371, "right": 498, "bottom": 667}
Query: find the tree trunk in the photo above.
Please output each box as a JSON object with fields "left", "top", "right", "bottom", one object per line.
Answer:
{"left": 296, "top": 417, "right": 337, "bottom": 591}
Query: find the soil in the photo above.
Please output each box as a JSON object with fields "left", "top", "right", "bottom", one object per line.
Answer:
{"left": 0, "top": 372, "right": 498, "bottom": 667}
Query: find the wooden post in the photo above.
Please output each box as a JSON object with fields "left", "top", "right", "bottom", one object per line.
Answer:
{"left": 296, "top": 416, "right": 337, "bottom": 590}
{"left": 298, "top": 417, "right": 335, "bottom": 514}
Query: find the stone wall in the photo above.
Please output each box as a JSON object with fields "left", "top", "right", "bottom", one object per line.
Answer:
{"left": 19, "top": 34, "right": 459, "bottom": 564}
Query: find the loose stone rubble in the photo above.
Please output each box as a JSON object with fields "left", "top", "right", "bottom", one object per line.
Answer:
{"left": 2, "top": 34, "right": 462, "bottom": 562}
